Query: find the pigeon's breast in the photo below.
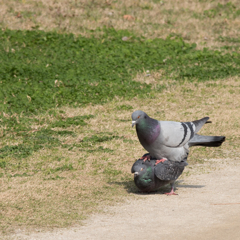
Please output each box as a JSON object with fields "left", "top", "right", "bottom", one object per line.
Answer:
{"left": 137, "top": 123, "right": 160, "bottom": 146}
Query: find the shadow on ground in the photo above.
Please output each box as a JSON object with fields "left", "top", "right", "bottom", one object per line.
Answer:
{"left": 111, "top": 180, "right": 205, "bottom": 195}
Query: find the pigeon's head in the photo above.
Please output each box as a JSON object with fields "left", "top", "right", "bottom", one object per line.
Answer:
{"left": 131, "top": 159, "right": 154, "bottom": 179}
{"left": 131, "top": 110, "right": 149, "bottom": 127}
{"left": 132, "top": 163, "right": 147, "bottom": 178}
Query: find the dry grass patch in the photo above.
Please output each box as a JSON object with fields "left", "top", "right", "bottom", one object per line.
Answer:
{"left": 1, "top": 0, "right": 240, "bottom": 49}
{"left": 1, "top": 74, "right": 239, "bottom": 234}
{"left": 1, "top": 0, "right": 240, "bottom": 236}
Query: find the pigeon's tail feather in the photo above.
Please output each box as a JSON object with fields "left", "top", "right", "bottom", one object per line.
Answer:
{"left": 189, "top": 134, "right": 225, "bottom": 147}
{"left": 192, "top": 117, "right": 210, "bottom": 132}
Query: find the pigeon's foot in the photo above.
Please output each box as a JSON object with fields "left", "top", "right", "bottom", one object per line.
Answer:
{"left": 140, "top": 153, "right": 151, "bottom": 162}
{"left": 164, "top": 189, "right": 178, "bottom": 196}
{"left": 155, "top": 158, "right": 167, "bottom": 165}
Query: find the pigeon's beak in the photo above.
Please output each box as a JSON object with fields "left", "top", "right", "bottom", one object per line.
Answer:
{"left": 134, "top": 172, "right": 139, "bottom": 176}
{"left": 132, "top": 121, "right": 136, "bottom": 127}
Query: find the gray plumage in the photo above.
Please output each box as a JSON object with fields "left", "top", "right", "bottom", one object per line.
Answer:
{"left": 131, "top": 156, "right": 188, "bottom": 193}
{"left": 131, "top": 110, "right": 225, "bottom": 162}
{"left": 189, "top": 134, "right": 225, "bottom": 147}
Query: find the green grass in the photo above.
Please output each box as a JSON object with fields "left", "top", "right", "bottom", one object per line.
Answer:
{"left": 1, "top": 28, "right": 240, "bottom": 117}
{"left": 0, "top": 114, "right": 95, "bottom": 161}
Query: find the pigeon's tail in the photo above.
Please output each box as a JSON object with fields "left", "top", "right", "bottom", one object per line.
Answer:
{"left": 189, "top": 134, "right": 225, "bottom": 147}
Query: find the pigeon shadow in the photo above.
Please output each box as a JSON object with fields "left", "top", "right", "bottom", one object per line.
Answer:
{"left": 109, "top": 180, "right": 137, "bottom": 194}
{"left": 177, "top": 184, "right": 205, "bottom": 189}
{"left": 175, "top": 180, "right": 205, "bottom": 189}
{"left": 110, "top": 180, "right": 205, "bottom": 195}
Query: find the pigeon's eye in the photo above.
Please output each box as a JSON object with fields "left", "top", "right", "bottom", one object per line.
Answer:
{"left": 140, "top": 168, "right": 143, "bottom": 171}
{"left": 138, "top": 116, "right": 140, "bottom": 119}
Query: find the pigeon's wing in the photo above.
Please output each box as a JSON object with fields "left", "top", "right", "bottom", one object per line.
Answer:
{"left": 154, "top": 160, "right": 188, "bottom": 181}
{"left": 159, "top": 117, "right": 209, "bottom": 148}
{"left": 191, "top": 117, "right": 210, "bottom": 133}
{"left": 159, "top": 121, "right": 196, "bottom": 148}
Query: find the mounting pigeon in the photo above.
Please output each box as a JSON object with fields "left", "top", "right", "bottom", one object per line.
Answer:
{"left": 131, "top": 110, "right": 225, "bottom": 163}
{"left": 131, "top": 155, "right": 188, "bottom": 194}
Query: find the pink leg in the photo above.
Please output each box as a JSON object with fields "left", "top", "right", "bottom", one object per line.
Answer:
{"left": 165, "top": 189, "right": 178, "bottom": 196}
{"left": 140, "top": 153, "right": 151, "bottom": 162}
{"left": 154, "top": 158, "right": 167, "bottom": 165}
{"left": 165, "top": 183, "right": 178, "bottom": 196}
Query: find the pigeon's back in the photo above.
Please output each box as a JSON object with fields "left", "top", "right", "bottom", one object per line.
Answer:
{"left": 154, "top": 159, "right": 188, "bottom": 181}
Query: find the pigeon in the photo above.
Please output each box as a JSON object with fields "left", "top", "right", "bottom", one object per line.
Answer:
{"left": 131, "top": 110, "right": 225, "bottom": 162}
{"left": 131, "top": 155, "right": 188, "bottom": 194}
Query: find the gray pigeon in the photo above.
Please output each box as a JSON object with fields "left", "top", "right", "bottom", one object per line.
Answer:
{"left": 131, "top": 155, "right": 188, "bottom": 194}
{"left": 131, "top": 110, "right": 225, "bottom": 162}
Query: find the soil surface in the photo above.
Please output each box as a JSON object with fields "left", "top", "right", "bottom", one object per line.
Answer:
{"left": 12, "top": 159, "right": 240, "bottom": 240}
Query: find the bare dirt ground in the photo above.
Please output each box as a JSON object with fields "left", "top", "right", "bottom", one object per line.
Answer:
{"left": 10, "top": 158, "right": 240, "bottom": 240}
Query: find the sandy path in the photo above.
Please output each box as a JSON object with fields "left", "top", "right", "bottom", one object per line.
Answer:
{"left": 13, "top": 159, "right": 240, "bottom": 240}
